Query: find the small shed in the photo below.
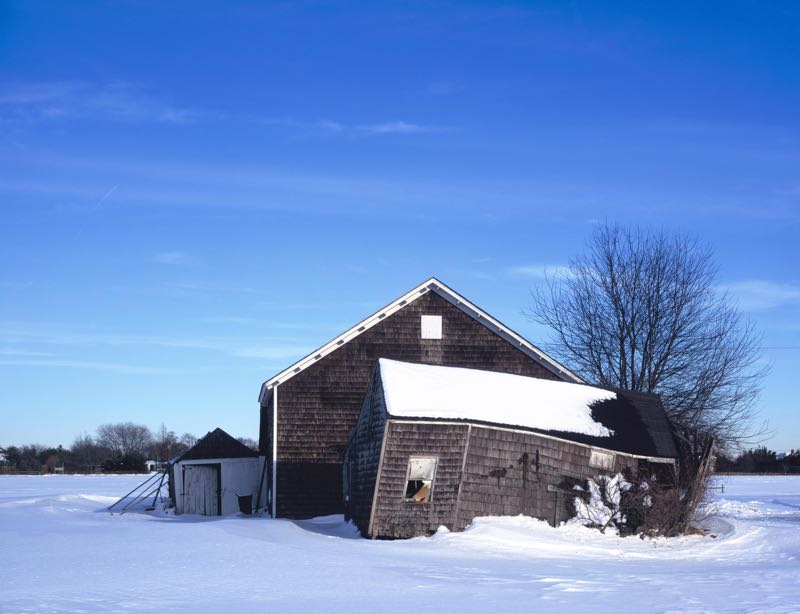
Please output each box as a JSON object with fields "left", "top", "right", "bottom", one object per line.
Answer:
{"left": 343, "top": 359, "right": 678, "bottom": 539}
{"left": 170, "top": 428, "right": 265, "bottom": 516}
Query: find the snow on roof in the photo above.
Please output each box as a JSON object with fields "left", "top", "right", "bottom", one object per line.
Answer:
{"left": 378, "top": 359, "right": 615, "bottom": 437}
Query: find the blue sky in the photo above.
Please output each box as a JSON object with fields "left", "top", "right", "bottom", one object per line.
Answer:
{"left": 1, "top": 1, "right": 798, "bottom": 450}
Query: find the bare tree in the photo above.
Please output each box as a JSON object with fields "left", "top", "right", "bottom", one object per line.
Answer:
{"left": 179, "top": 433, "right": 197, "bottom": 450}
{"left": 69, "top": 433, "right": 108, "bottom": 472}
{"left": 96, "top": 422, "right": 153, "bottom": 457}
{"left": 527, "top": 224, "right": 767, "bottom": 451}
{"left": 151, "top": 423, "right": 180, "bottom": 461}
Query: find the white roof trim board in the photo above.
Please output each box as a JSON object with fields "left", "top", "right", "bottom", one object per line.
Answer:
{"left": 259, "top": 277, "right": 582, "bottom": 402}
{"left": 379, "top": 359, "right": 614, "bottom": 438}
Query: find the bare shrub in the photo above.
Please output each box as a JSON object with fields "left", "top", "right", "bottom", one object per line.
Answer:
{"left": 574, "top": 436, "right": 716, "bottom": 538}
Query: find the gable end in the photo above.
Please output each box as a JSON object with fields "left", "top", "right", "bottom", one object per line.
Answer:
{"left": 259, "top": 278, "right": 581, "bottom": 402}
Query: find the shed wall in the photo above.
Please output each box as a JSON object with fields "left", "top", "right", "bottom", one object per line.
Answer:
{"left": 173, "top": 457, "right": 264, "bottom": 516}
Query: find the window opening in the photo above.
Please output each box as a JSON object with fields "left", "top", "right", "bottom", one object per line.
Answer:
{"left": 404, "top": 457, "right": 437, "bottom": 502}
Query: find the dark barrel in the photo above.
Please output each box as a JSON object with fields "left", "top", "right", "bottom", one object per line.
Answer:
{"left": 237, "top": 494, "right": 253, "bottom": 514}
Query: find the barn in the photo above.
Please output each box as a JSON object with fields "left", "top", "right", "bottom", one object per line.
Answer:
{"left": 170, "top": 428, "right": 265, "bottom": 516}
{"left": 258, "top": 277, "right": 582, "bottom": 519}
{"left": 343, "top": 359, "right": 678, "bottom": 539}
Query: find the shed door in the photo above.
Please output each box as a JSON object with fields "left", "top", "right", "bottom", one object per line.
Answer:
{"left": 183, "top": 464, "right": 220, "bottom": 515}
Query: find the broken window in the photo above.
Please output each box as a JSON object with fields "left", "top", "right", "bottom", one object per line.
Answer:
{"left": 589, "top": 448, "right": 615, "bottom": 471}
{"left": 404, "top": 457, "right": 437, "bottom": 502}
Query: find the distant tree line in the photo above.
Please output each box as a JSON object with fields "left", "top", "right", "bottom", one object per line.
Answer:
{"left": 716, "top": 447, "right": 800, "bottom": 474}
{"left": 0, "top": 423, "right": 258, "bottom": 474}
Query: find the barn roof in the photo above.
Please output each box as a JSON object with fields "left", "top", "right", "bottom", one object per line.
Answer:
{"left": 259, "top": 277, "right": 581, "bottom": 401}
{"left": 175, "top": 428, "right": 259, "bottom": 462}
{"left": 376, "top": 359, "right": 678, "bottom": 460}
{"left": 380, "top": 358, "right": 613, "bottom": 437}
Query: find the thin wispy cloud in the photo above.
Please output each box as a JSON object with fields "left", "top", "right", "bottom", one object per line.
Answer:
{"left": 425, "top": 80, "right": 459, "bottom": 96}
{"left": 357, "top": 121, "right": 442, "bottom": 135}
{"left": 260, "top": 117, "right": 446, "bottom": 136}
{"left": 154, "top": 251, "right": 192, "bottom": 266}
{"left": 230, "top": 345, "right": 313, "bottom": 359}
{"left": 94, "top": 184, "right": 119, "bottom": 210}
{"left": 2, "top": 90, "right": 446, "bottom": 134}
{"left": 156, "top": 280, "right": 256, "bottom": 296}
{"left": 0, "top": 81, "right": 202, "bottom": 124}
{"left": 198, "top": 316, "right": 256, "bottom": 325}
{"left": 720, "top": 280, "right": 800, "bottom": 311}
{"left": 0, "top": 358, "right": 179, "bottom": 374}
{"left": 317, "top": 119, "right": 345, "bottom": 132}
{"left": 0, "top": 281, "right": 34, "bottom": 290}
{"left": 0, "top": 153, "right": 514, "bottom": 221}
{"left": 0, "top": 347, "right": 53, "bottom": 357}
{"left": 0, "top": 323, "right": 324, "bottom": 362}
{"left": 507, "top": 264, "right": 573, "bottom": 279}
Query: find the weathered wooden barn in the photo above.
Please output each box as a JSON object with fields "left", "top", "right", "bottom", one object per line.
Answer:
{"left": 343, "top": 359, "right": 678, "bottom": 539}
{"left": 170, "top": 428, "right": 264, "bottom": 516}
{"left": 258, "top": 277, "right": 581, "bottom": 519}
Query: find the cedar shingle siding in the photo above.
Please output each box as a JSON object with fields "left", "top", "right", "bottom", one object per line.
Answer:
{"left": 368, "top": 421, "right": 469, "bottom": 538}
{"left": 261, "top": 289, "right": 564, "bottom": 519}
{"left": 342, "top": 370, "right": 388, "bottom": 532}
{"left": 344, "top": 371, "right": 676, "bottom": 539}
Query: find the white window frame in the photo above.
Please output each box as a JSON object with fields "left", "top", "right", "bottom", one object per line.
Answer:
{"left": 420, "top": 315, "right": 442, "bottom": 339}
{"left": 404, "top": 456, "right": 438, "bottom": 502}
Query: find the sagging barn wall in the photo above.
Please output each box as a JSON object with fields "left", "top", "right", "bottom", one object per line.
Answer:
{"left": 261, "top": 290, "right": 564, "bottom": 519}
{"left": 342, "top": 368, "right": 388, "bottom": 532}
{"left": 453, "top": 426, "right": 636, "bottom": 531}
{"left": 366, "top": 421, "right": 469, "bottom": 539}
{"left": 359, "top": 420, "right": 654, "bottom": 539}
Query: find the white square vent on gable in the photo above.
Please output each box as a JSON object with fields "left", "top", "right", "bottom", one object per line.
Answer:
{"left": 421, "top": 315, "right": 442, "bottom": 339}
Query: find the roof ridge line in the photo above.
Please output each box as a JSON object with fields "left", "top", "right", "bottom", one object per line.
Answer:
{"left": 258, "top": 277, "right": 581, "bottom": 402}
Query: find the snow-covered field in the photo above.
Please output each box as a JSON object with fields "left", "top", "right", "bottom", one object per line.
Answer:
{"left": 1, "top": 475, "right": 798, "bottom": 613}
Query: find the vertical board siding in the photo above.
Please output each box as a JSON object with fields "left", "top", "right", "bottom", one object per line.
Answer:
{"left": 267, "top": 291, "right": 561, "bottom": 518}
